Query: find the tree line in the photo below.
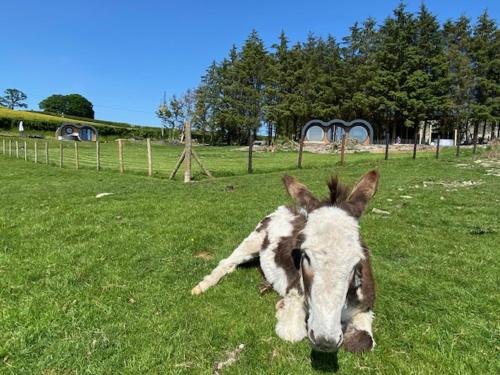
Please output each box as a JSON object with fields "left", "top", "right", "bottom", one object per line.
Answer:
{"left": 159, "top": 4, "right": 498, "bottom": 146}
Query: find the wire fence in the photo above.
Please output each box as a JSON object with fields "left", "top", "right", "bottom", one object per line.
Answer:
{"left": 0, "top": 136, "right": 478, "bottom": 180}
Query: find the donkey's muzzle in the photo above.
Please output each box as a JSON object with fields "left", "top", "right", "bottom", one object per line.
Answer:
{"left": 309, "top": 331, "right": 344, "bottom": 352}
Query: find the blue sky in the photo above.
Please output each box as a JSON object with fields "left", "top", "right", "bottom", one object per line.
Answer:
{"left": 1, "top": 1, "right": 498, "bottom": 126}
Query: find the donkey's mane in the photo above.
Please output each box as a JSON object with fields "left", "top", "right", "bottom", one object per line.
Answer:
{"left": 324, "top": 176, "right": 351, "bottom": 206}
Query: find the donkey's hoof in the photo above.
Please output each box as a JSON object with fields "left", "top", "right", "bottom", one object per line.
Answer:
{"left": 275, "top": 322, "right": 307, "bottom": 342}
{"left": 191, "top": 285, "right": 203, "bottom": 295}
{"left": 343, "top": 329, "right": 374, "bottom": 353}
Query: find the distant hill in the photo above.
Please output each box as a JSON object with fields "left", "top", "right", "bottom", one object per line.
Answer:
{"left": 0, "top": 107, "right": 161, "bottom": 139}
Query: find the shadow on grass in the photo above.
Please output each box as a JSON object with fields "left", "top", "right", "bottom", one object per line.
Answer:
{"left": 310, "top": 350, "right": 339, "bottom": 372}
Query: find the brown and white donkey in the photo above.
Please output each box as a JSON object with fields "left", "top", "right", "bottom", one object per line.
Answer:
{"left": 192, "top": 170, "right": 379, "bottom": 353}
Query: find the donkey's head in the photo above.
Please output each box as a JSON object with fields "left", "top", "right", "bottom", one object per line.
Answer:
{"left": 283, "top": 170, "right": 379, "bottom": 352}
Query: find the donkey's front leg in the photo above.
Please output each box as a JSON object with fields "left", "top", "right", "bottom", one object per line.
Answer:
{"left": 275, "top": 289, "right": 307, "bottom": 342}
{"left": 343, "top": 309, "right": 375, "bottom": 353}
{"left": 191, "top": 228, "right": 265, "bottom": 295}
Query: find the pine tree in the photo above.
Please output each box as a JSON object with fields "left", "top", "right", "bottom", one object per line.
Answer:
{"left": 471, "top": 11, "right": 498, "bottom": 141}
{"left": 443, "top": 16, "right": 475, "bottom": 145}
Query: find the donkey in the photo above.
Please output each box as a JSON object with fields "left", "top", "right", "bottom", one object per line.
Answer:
{"left": 191, "top": 170, "right": 379, "bottom": 353}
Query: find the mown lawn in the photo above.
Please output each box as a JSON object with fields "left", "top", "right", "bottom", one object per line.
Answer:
{"left": 0, "top": 148, "right": 498, "bottom": 374}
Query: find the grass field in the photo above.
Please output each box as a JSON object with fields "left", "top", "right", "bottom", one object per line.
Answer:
{"left": 0, "top": 146, "right": 499, "bottom": 374}
{"left": 0, "top": 107, "right": 145, "bottom": 130}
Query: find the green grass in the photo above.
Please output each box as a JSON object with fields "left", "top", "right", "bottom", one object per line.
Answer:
{"left": 0, "top": 146, "right": 499, "bottom": 374}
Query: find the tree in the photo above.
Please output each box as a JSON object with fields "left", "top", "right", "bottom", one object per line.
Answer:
{"left": 471, "top": 11, "right": 499, "bottom": 141}
{"left": 443, "top": 16, "right": 475, "bottom": 144}
{"left": 39, "top": 94, "right": 94, "bottom": 118}
{"left": 0, "top": 89, "right": 28, "bottom": 109}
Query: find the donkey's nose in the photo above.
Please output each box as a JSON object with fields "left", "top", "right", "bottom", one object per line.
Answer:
{"left": 310, "top": 332, "right": 343, "bottom": 352}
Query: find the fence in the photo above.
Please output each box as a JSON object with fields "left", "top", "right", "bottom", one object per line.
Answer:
{"left": 0, "top": 135, "right": 484, "bottom": 180}
{"left": 0, "top": 137, "right": 186, "bottom": 178}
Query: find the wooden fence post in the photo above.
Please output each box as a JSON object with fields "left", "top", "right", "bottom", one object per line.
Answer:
{"left": 384, "top": 131, "right": 390, "bottom": 160}
{"left": 118, "top": 139, "right": 124, "bottom": 173}
{"left": 147, "top": 138, "right": 152, "bottom": 176}
{"left": 74, "top": 142, "right": 79, "bottom": 169}
{"left": 96, "top": 141, "right": 100, "bottom": 171}
{"left": 297, "top": 139, "right": 304, "bottom": 169}
{"left": 455, "top": 128, "right": 460, "bottom": 157}
{"left": 2, "top": 139, "right": 5, "bottom": 155}
{"left": 24, "top": 141, "right": 27, "bottom": 161}
{"left": 435, "top": 135, "right": 440, "bottom": 159}
{"left": 59, "top": 143, "right": 63, "bottom": 167}
{"left": 412, "top": 124, "right": 418, "bottom": 160}
{"left": 170, "top": 121, "right": 212, "bottom": 181}
{"left": 184, "top": 122, "right": 192, "bottom": 182}
{"left": 9, "top": 140, "right": 12, "bottom": 156}
{"left": 15, "top": 141, "right": 19, "bottom": 158}
{"left": 34, "top": 142, "right": 38, "bottom": 163}
{"left": 340, "top": 134, "right": 347, "bottom": 165}
{"left": 45, "top": 142, "right": 49, "bottom": 164}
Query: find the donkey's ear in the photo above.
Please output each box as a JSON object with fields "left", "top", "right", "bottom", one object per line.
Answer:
{"left": 345, "top": 170, "right": 379, "bottom": 218}
{"left": 283, "top": 175, "right": 319, "bottom": 212}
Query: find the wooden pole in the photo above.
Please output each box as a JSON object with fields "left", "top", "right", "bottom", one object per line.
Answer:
{"left": 24, "top": 141, "right": 27, "bottom": 161}
{"left": 340, "top": 134, "right": 347, "bottom": 165}
{"left": 412, "top": 124, "right": 418, "bottom": 160}
{"left": 384, "top": 131, "right": 390, "bottom": 160}
{"left": 169, "top": 149, "right": 186, "bottom": 180}
{"left": 45, "top": 142, "right": 49, "bottom": 164}
{"left": 2, "top": 139, "right": 5, "bottom": 155}
{"left": 96, "top": 141, "right": 100, "bottom": 171}
{"left": 183, "top": 121, "right": 192, "bottom": 183}
{"left": 247, "top": 130, "right": 253, "bottom": 174}
{"left": 15, "top": 141, "right": 19, "bottom": 158}
{"left": 455, "top": 128, "right": 460, "bottom": 157}
{"left": 59, "top": 143, "right": 63, "bottom": 167}
{"left": 74, "top": 142, "right": 79, "bottom": 169}
{"left": 34, "top": 142, "right": 38, "bottom": 163}
{"left": 297, "top": 138, "right": 304, "bottom": 168}
{"left": 9, "top": 140, "right": 12, "bottom": 156}
{"left": 147, "top": 138, "right": 152, "bottom": 176}
{"left": 118, "top": 139, "right": 124, "bottom": 173}
{"left": 436, "top": 135, "right": 440, "bottom": 159}
{"left": 192, "top": 149, "right": 213, "bottom": 179}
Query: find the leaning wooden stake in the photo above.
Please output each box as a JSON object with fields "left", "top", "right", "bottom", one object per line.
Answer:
{"left": 9, "top": 140, "right": 12, "bottom": 156}
{"left": 96, "top": 141, "right": 100, "bottom": 171}
{"left": 74, "top": 142, "right": 79, "bottom": 169}
{"left": 2, "top": 139, "right": 5, "bottom": 155}
{"left": 169, "top": 149, "right": 186, "bottom": 179}
{"left": 170, "top": 121, "right": 212, "bottom": 182}
{"left": 118, "top": 139, "right": 124, "bottom": 173}
{"left": 45, "top": 142, "right": 49, "bottom": 164}
{"left": 192, "top": 150, "right": 213, "bottom": 179}
{"left": 147, "top": 138, "right": 152, "bottom": 176}
{"left": 34, "top": 142, "right": 38, "bottom": 163}
{"left": 24, "top": 141, "right": 27, "bottom": 161}
{"left": 340, "top": 134, "right": 347, "bottom": 165}
{"left": 16, "top": 141, "right": 19, "bottom": 158}
{"left": 435, "top": 135, "right": 440, "bottom": 159}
